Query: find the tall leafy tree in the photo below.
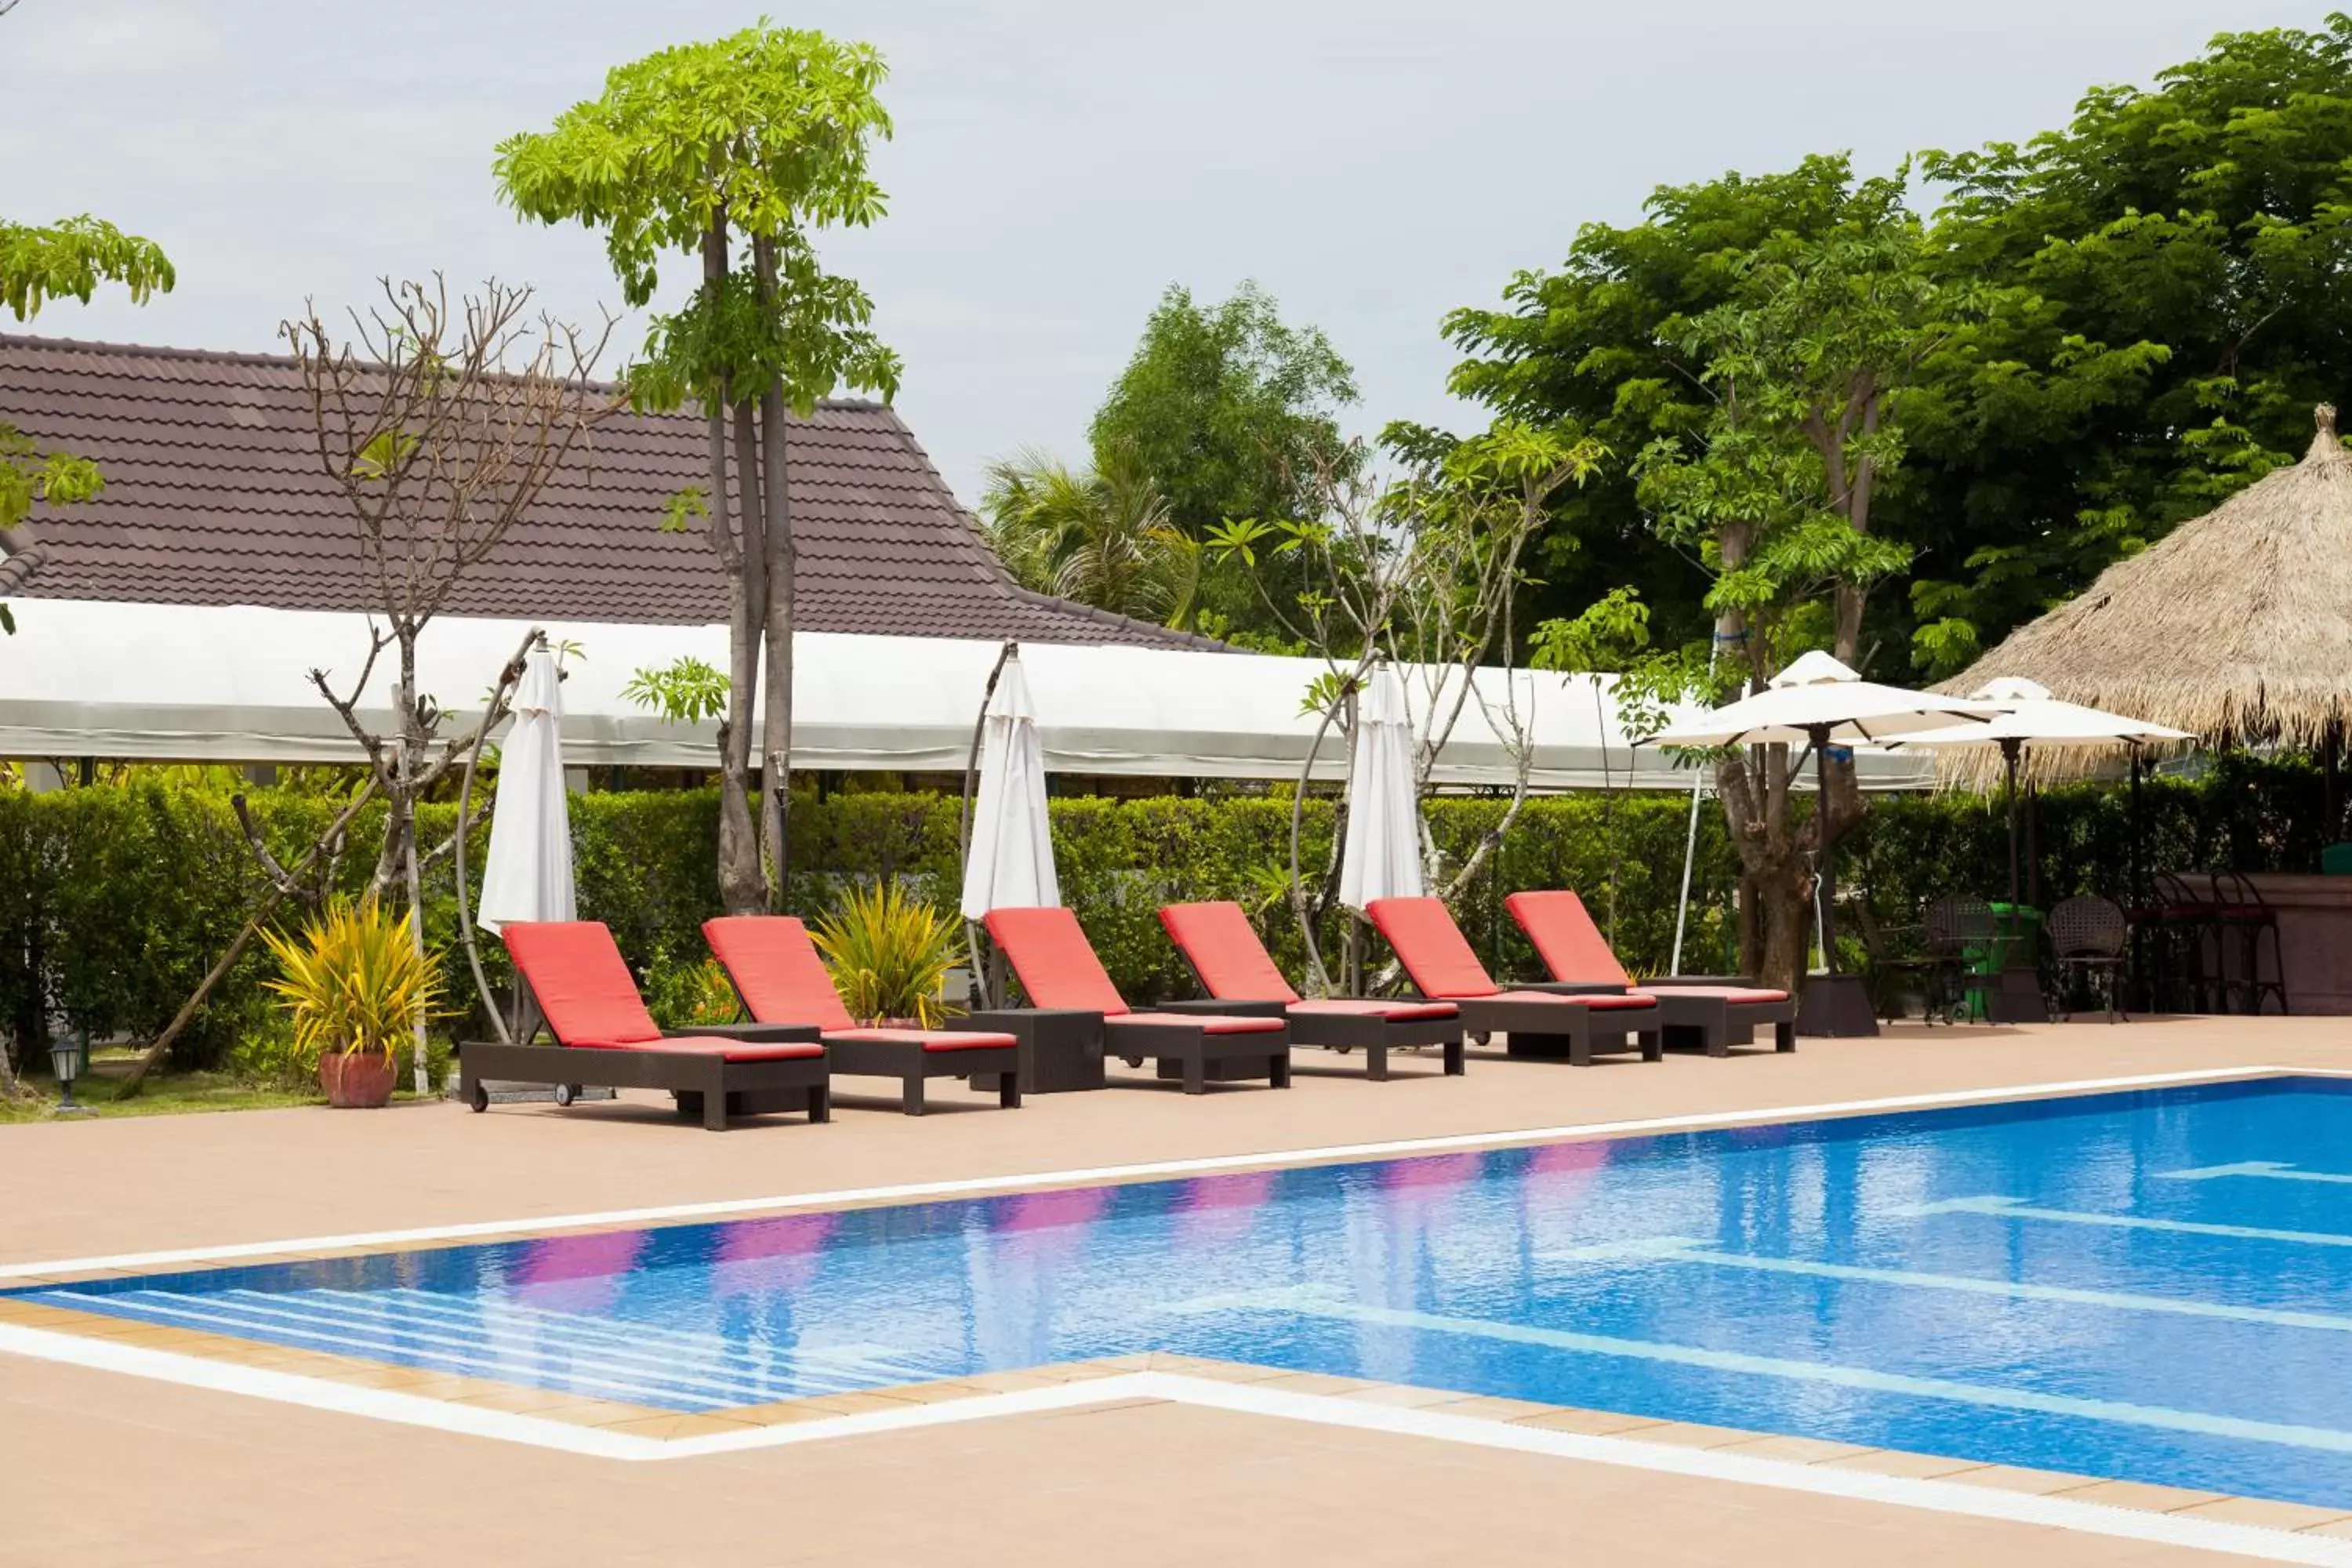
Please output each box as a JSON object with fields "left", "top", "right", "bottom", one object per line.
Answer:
{"left": 1091, "top": 281, "right": 1357, "bottom": 534}
{"left": 496, "top": 23, "right": 900, "bottom": 913}
{"left": 1903, "top": 14, "right": 2352, "bottom": 675}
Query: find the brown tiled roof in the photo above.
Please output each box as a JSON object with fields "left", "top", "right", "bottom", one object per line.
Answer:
{"left": 0, "top": 335, "right": 1221, "bottom": 649}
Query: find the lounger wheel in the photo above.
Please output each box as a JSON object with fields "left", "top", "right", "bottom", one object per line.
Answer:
{"left": 1122, "top": 1055, "right": 1144, "bottom": 1069}
{"left": 469, "top": 1083, "right": 488, "bottom": 1113}
{"left": 1471, "top": 1031, "right": 1491, "bottom": 1047}
{"left": 553, "top": 1083, "right": 576, "bottom": 1108}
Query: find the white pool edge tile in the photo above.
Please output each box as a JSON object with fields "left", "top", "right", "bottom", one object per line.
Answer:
{"left": 9, "top": 1328, "right": 2348, "bottom": 1564}
{"left": 0, "top": 1064, "right": 2278, "bottom": 1281}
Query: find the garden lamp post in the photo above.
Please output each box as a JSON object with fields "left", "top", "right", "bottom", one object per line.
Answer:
{"left": 49, "top": 1031, "right": 90, "bottom": 1114}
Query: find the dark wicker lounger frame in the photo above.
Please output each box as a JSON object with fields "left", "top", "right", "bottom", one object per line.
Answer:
{"left": 1451, "top": 994, "right": 1661, "bottom": 1067}
{"left": 818, "top": 1030, "right": 1023, "bottom": 1116}
{"left": 1152, "top": 996, "right": 1464, "bottom": 1080}
{"left": 458, "top": 1024, "right": 831, "bottom": 1132}
{"left": 1520, "top": 978, "right": 1796, "bottom": 1056}
{"left": 1101, "top": 1013, "right": 1294, "bottom": 1094}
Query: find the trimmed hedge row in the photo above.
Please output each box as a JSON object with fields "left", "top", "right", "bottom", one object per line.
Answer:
{"left": 0, "top": 753, "right": 2325, "bottom": 1070}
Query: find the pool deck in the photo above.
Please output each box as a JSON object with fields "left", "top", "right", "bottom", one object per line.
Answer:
{"left": 5, "top": 1015, "right": 2351, "bottom": 1566}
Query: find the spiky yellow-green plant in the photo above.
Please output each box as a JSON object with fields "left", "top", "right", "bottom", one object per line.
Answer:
{"left": 811, "top": 881, "right": 960, "bottom": 1027}
{"left": 260, "top": 897, "right": 443, "bottom": 1065}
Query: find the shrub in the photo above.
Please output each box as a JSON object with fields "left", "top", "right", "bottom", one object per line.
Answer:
{"left": 811, "top": 881, "right": 962, "bottom": 1026}
{"left": 261, "top": 896, "right": 445, "bottom": 1065}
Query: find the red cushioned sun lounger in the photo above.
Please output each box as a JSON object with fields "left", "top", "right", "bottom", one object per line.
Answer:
{"left": 1363, "top": 897, "right": 1661, "bottom": 1067}
{"left": 1505, "top": 890, "right": 1795, "bottom": 1058}
{"left": 1156, "top": 900, "right": 1463, "bottom": 1080}
{"left": 982, "top": 906, "right": 1291, "bottom": 1094}
{"left": 460, "top": 920, "right": 831, "bottom": 1131}
{"left": 702, "top": 916, "right": 1022, "bottom": 1116}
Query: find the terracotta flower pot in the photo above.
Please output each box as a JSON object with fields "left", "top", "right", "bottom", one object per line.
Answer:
{"left": 869, "top": 1017, "right": 924, "bottom": 1031}
{"left": 318, "top": 1051, "right": 397, "bottom": 1109}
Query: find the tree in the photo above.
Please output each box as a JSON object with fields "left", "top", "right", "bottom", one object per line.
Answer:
{"left": 1208, "top": 419, "right": 1604, "bottom": 992}
{"left": 978, "top": 448, "right": 1200, "bottom": 627}
{"left": 0, "top": 215, "right": 175, "bottom": 633}
{"left": 1902, "top": 15, "right": 2352, "bottom": 676}
{"left": 496, "top": 23, "right": 901, "bottom": 914}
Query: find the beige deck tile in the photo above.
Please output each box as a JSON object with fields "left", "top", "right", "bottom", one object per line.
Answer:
{"left": 1940, "top": 1464, "right": 2106, "bottom": 1497}
{"left": 1150, "top": 1359, "right": 1295, "bottom": 1384}
{"left": 1426, "top": 1394, "right": 1562, "bottom": 1422}
{"left": 2299, "top": 1515, "right": 2352, "bottom": 1540}
{"left": 1510, "top": 1406, "right": 1672, "bottom": 1437}
{"left": 1621, "top": 1420, "right": 1766, "bottom": 1450}
{"left": 1080, "top": 1353, "right": 1158, "bottom": 1372}
{"left": 446, "top": 1385, "right": 590, "bottom": 1415}
{"left": 2054, "top": 1479, "right": 2229, "bottom": 1514}
{"left": 786, "top": 1389, "right": 930, "bottom": 1416}
{"left": 952, "top": 1369, "right": 1076, "bottom": 1394}
{"left": 1715, "top": 1433, "right": 1881, "bottom": 1465}
{"left": 2172, "top": 1497, "right": 2352, "bottom": 1531}
{"left": 862, "top": 1379, "right": 995, "bottom": 1406}
{"left": 711, "top": 1401, "right": 837, "bottom": 1429}
{"left": 1821, "top": 1448, "right": 1990, "bottom": 1480}
{"left": 528, "top": 1400, "right": 672, "bottom": 1428}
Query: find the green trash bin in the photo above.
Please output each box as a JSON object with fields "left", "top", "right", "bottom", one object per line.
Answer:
{"left": 1961, "top": 904, "right": 2044, "bottom": 1022}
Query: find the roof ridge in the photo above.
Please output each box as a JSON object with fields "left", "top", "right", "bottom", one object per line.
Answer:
{"left": 0, "top": 332, "right": 888, "bottom": 412}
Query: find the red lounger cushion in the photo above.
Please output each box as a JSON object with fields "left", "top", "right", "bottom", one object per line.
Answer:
{"left": 1504, "top": 889, "right": 1634, "bottom": 988}
{"left": 1114, "top": 1011, "right": 1288, "bottom": 1034}
{"left": 1157, "top": 901, "right": 1301, "bottom": 1003}
{"left": 503, "top": 920, "right": 666, "bottom": 1046}
{"left": 1363, "top": 898, "right": 1503, "bottom": 1000}
{"left": 984, "top": 907, "right": 1131, "bottom": 1014}
{"left": 703, "top": 916, "right": 857, "bottom": 1031}
{"left": 825, "top": 1027, "right": 1020, "bottom": 1054}
{"left": 568, "top": 1036, "right": 826, "bottom": 1062}
{"left": 1288, "top": 999, "right": 1458, "bottom": 1021}
{"left": 1493, "top": 989, "right": 1657, "bottom": 1011}
{"left": 1639, "top": 985, "right": 1789, "bottom": 1004}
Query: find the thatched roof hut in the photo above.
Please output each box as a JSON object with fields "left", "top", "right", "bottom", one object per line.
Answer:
{"left": 1941, "top": 404, "right": 2352, "bottom": 774}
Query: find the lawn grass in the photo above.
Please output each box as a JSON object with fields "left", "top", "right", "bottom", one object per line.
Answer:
{"left": 0, "top": 1067, "right": 435, "bottom": 1123}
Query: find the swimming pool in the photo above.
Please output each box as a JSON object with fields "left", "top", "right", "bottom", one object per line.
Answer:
{"left": 20, "top": 1075, "right": 2352, "bottom": 1504}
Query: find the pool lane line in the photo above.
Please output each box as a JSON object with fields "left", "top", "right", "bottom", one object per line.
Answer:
{"left": 1171, "top": 1285, "right": 2352, "bottom": 1458}
{"left": 2163, "top": 1161, "right": 2352, "bottom": 1186}
{"left": 1541, "top": 1237, "right": 2352, "bottom": 1334}
{"left": 6, "top": 1326, "right": 2347, "bottom": 1568}
{"left": 1898, "top": 1195, "right": 2352, "bottom": 1249}
{"left": 0, "top": 1064, "right": 2278, "bottom": 1283}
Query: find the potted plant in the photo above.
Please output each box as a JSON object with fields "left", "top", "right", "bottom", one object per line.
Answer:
{"left": 262, "top": 897, "right": 443, "bottom": 1109}
{"left": 811, "top": 882, "right": 960, "bottom": 1028}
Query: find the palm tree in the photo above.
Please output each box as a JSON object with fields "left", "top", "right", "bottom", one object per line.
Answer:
{"left": 980, "top": 447, "right": 1200, "bottom": 629}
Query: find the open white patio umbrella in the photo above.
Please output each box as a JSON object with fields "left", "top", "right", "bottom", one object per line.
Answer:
{"left": 1888, "top": 677, "right": 2194, "bottom": 906}
{"left": 1647, "top": 652, "right": 1997, "bottom": 1033}
{"left": 960, "top": 648, "right": 1058, "bottom": 921}
{"left": 1338, "top": 663, "right": 1425, "bottom": 911}
{"left": 477, "top": 644, "right": 575, "bottom": 935}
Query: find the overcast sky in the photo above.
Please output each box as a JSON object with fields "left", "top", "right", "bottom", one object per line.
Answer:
{"left": 0, "top": 0, "right": 2324, "bottom": 504}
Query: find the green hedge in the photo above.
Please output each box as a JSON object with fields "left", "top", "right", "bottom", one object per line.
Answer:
{"left": 0, "top": 754, "right": 2324, "bottom": 1071}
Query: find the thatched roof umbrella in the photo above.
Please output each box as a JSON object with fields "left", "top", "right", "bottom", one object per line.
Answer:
{"left": 1946, "top": 404, "right": 2352, "bottom": 772}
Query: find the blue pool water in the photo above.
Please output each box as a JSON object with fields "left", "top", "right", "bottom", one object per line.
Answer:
{"left": 20, "top": 1076, "right": 2352, "bottom": 1504}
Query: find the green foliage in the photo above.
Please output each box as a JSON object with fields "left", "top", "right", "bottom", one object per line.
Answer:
{"left": 1091, "top": 281, "right": 1359, "bottom": 538}
{"left": 494, "top": 20, "right": 898, "bottom": 416}
{"left": 623, "top": 655, "right": 730, "bottom": 726}
{"left": 260, "top": 897, "right": 444, "bottom": 1063}
{"left": 2, "top": 766, "right": 2328, "bottom": 1079}
{"left": 811, "top": 881, "right": 960, "bottom": 1025}
{"left": 979, "top": 448, "right": 1201, "bottom": 628}
{"left": 0, "top": 214, "right": 175, "bottom": 321}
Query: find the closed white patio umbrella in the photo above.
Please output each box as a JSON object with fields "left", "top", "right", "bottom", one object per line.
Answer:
{"left": 1338, "top": 663, "right": 1424, "bottom": 911}
{"left": 477, "top": 645, "right": 575, "bottom": 935}
{"left": 1647, "top": 652, "right": 1997, "bottom": 1036}
{"left": 961, "top": 648, "right": 1058, "bottom": 921}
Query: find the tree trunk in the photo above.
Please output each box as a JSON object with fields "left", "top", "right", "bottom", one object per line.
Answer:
{"left": 703, "top": 220, "right": 765, "bottom": 916}
{"left": 728, "top": 397, "right": 771, "bottom": 912}
{"left": 754, "top": 235, "right": 795, "bottom": 912}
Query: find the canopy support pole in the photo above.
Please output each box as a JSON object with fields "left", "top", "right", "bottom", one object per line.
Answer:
{"left": 959, "top": 641, "right": 1018, "bottom": 1010}
{"left": 1795, "top": 721, "right": 1877, "bottom": 1036}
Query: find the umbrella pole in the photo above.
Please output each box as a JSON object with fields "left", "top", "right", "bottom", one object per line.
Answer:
{"left": 1795, "top": 722, "right": 1875, "bottom": 1037}
{"left": 2005, "top": 739, "right": 2022, "bottom": 908}
{"left": 1814, "top": 726, "right": 1838, "bottom": 975}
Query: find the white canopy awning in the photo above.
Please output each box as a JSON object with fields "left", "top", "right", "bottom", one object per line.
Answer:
{"left": 0, "top": 600, "right": 1934, "bottom": 790}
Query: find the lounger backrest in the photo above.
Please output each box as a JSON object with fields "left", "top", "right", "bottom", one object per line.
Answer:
{"left": 983, "top": 906, "right": 1130, "bottom": 1014}
{"left": 1363, "top": 897, "right": 1501, "bottom": 1000}
{"left": 1158, "top": 902, "right": 1301, "bottom": 1004}
{"left": 1504, "top": 890, "right": 1632, "bottom": 988}
{"left": 503, "top": 921, "right": 662, "bottom": 1045}
{"left": 702, "top": 916, "right": 856, "bottom": 1032}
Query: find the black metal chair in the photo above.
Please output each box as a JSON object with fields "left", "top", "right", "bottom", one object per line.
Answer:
{"left": 2149, "top": 871, "right": 2222, "bottom": 1014}
{"left": 1873, "top": 895, "right": 1992, "bottom": 1025}
{"left": 2045, "top": 895, "right": 2130, "bottom": 1023}
{"left": 2210, "top": 870, "right": 2290, "bottom": 1014}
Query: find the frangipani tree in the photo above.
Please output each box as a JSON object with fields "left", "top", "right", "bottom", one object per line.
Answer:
{"left": 496, "top": 22, "right": 902, "bottom": 913}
